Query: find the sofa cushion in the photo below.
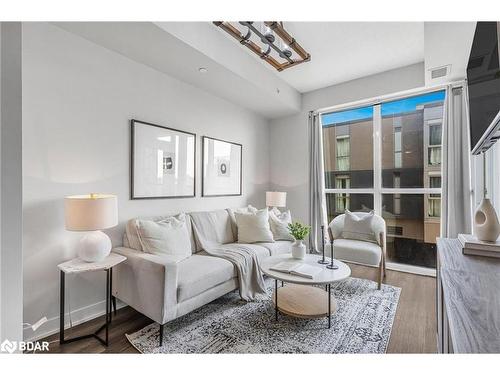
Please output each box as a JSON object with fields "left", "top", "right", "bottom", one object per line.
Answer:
{"left": 135, "top": 214, "right": 192, "bottom": 259}
{"left": 189, "top": 209, "right": 235, "bottom": 249}
{"left": 258, "top": 241, "right": 293, "bottom": 256}
{"left": 332, "top": 238, "right": 381, "bottom": 266}
{"left": 177, "top": 252, "right": 237, "bottom": 302}
{"left": 234, "top": 209, "right": 274, "bottom": 243}
{"left": 125, "top": 213, "right": 197, "bottom": 254}
{"left": 269, "top": 208, "right": 294, "bottom": 241}
{"left": 228, "top": 205, "right": 257, "bottom": 238}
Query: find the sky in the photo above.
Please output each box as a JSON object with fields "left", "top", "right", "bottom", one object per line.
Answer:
{"left": 321, "top": 90, "right": 446, "bottom": 126}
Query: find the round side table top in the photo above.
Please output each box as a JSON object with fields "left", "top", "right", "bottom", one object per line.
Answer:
{"left": 260, "top": 253, "right": 351, "bottom": 285}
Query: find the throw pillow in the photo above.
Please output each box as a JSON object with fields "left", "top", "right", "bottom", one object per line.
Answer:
{"left": 135, "top": 213, "right": 192, "bottom": 259}
{"left": 125, "top": 218, "right": 143, "bottom": 251}
{"left": 268, "top": 208, "right": 294, "bottom": 241}
{"left": 125, "top": 213, "right": 193, "bottom": 252}
{"left": 342, "top": 210, "right": 377, "bottom": 243}
{"left": 234, "top": 208, "right": 274, "bottom": 243}
{"left": 228, "top": 205, "right": 257, "bottom": 237}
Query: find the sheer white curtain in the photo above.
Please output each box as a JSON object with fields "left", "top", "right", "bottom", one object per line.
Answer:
{"left": 441, "top": 84, "right": 473, "bottom": 237}
{"left": 308, "top": 111, "right": 328, "bottom": 252}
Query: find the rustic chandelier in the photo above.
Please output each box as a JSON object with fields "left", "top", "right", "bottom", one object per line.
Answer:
{"left": 213, "top": 21, "right": 311, "bottom": 71}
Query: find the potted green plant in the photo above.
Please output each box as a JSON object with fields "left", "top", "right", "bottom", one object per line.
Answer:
{"left": 287, "top": 222, "right": 311, "bottom": 259}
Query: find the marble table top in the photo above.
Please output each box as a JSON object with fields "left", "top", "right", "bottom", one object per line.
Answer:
{"left": 58, "top": 253, "right": 126, "bottom": 274}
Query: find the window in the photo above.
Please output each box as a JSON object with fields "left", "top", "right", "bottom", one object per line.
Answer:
{"left": 326, "top": 194, "right": 373, "bottom": 223}
{"left": 387, "top": 226, "right": 403, "bottom": 236}
{"left": 428, "top": 122, "right": 442, "bottom": 166}
{"left": 336, "top": 135, "right": 350, "bottom": 171}
{"left": 334, "top": 175, "right": 350, "bottom": 213}
{"left": 428, "top": 176, "right": 441, "bottom": 218}
{"left": 322, "top": 90, "right": 445, "bottom": 269}
{"left": 394, "top": 127, "right": 402, "bottom": 168}
{"left": 322, "top": 106, "right": 373, "bottom": 189}
{"left": 393, "top": 173, "right": 401, "bottom": 215}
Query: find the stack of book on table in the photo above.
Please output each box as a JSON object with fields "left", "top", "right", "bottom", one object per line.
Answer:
{"left": 458, "top": 233, "right": 500, "bottom": 258}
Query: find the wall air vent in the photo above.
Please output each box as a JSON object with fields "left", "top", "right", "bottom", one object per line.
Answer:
{"left": 430, "top": 65, "right": 450, "bottom": 79}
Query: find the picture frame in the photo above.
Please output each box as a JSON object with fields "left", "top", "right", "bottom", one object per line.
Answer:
{"left": 131, "top": 119, "right": 196, "bottom": 199}
{"left": 202, "top": 136, "right": 242, "bottom": 197}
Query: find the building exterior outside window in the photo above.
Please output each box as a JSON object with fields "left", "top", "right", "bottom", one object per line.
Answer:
{"left": 394, "top": 126, "right": 402, "bottom": 168}
{"left": 428, "top": 176, "right": 442, "bottom": 217}
{"left": 336, "top": 135, "right": 350, "bottom": 171}
{"left": 393, "top": 173, "right": 401, "bottom": 215}
{"left": 335, "top": 175, "right": 350, "bottom": 213}
{"left": 428, "top": 121, "right": 442, "bottom": 166}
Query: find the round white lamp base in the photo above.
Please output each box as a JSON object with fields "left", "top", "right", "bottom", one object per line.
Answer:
{"left": 77, "top": 231, "right": 112, "bottom": 262}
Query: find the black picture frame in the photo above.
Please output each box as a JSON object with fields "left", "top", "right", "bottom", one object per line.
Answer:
{"left": 130, "top": 119, "right": 196, "bottom": 200}
{"left": 201, "top": 136, "right": 243, "bottom": 197}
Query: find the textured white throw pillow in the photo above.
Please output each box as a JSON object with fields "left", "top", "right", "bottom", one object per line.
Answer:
{"left": 269, "top": 208, "right": 294, "bottom": 241}
{"left": 228, "top": 205, "right": 257, "bottom": 238}
{"left": 342, "top": 210, "right": 377, "bottom": 243}
{"left": 135, "top": 213, "right": 192, "bottom": 259}
{"left": 234, "top": 208, "right": 274, "bottom": 243}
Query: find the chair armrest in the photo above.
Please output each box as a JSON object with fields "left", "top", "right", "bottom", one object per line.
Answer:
{"left": 328, "top": 215, "right": 345, "bottom": 240}
{"left": 371, "top": 219, "right": 386, "bottom": 248}
{"left": 112, "top": 247, "right": 180, "bottom": 324}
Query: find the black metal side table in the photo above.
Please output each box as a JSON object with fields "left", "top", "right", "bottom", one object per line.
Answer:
{"left": 58, "top": 253, "right": 126, "bottom": 346}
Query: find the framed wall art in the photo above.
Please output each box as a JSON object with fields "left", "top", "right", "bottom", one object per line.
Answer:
{"left": 131, "top": 119, "right": 196, "bottom": 199}
{"left": 202, "top": 136, "right": 242, "bottom": 197}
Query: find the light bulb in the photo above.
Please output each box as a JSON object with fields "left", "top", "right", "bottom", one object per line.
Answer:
{"left": 260, "top": 23, "right": 275, "bottom": 44}
{"left": 279, "top": 41, "right": 292, "bottom": 58}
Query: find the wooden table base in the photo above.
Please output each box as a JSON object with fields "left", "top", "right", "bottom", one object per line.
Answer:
{"left": 273, "top": 284, "right": 337, "bottom": 319}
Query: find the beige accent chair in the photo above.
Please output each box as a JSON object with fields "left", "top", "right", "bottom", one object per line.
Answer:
{"left": 328, "top": 212, "right": 387, "bottom": 289}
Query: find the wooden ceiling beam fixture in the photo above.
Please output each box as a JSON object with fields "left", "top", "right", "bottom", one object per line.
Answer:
{"left": 213, "top": 21, "right": 283, "bottom": 71}
{"left": 213, "top": 21, "right": 311, "bottom": 72}
{"left": 265, "top": 21, "right": 311, "bottom": 61}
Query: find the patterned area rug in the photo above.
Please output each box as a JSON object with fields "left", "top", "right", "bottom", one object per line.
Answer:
{"left": 126, "top": 277, "right": 400, "bottom": 354}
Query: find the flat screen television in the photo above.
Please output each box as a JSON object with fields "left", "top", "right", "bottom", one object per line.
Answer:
{"left": 467, "top": 22, "right": 500, "bottom": 154}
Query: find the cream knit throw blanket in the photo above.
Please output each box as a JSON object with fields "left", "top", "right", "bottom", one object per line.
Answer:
{"left": 189, "top": 212, "right": 266, "bottom": 301}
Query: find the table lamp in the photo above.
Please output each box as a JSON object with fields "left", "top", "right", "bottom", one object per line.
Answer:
{"left": 64, "top": 194, "right": 118, "bottom": 262}
{"left": 266, "top": 191, "right": 287, "bottom": 209}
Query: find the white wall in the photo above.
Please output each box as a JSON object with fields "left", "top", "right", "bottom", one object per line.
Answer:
{"left": 1, "top": 22, "right": 23, "bottom": 346}
{"left": 424, "top": 22, "right": 476, "bottom": 86}
{"left": 269, "top": 62, "right": 425, "bottom": 223}
{"left": 22, "top": 23, "right": 270, "bottom": 340}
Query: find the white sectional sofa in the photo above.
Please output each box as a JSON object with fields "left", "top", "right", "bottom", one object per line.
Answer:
{"left": 112, "top": 208, "right": 292, "bottom": 346}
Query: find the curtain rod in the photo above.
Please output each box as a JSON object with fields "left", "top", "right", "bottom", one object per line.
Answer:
{"left": 312, "top": 79, "right": 466, "bottom": 116}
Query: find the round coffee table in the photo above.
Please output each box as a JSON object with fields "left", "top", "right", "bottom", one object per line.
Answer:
{"left": 260, "top": 254, "right": 351, "bottom": 328}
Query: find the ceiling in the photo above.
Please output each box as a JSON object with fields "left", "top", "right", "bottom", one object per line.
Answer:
{"left": 55, "top": 22, "right": 474, "bottom": 120}
{"left": 265, "top": 22, "right": 425, "bottom": 93}
{"left": 54, "top": 22, "right": 301, "bottom": 119}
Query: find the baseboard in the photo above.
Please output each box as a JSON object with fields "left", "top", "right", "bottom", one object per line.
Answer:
{"left": 342, "top": 260, "right": 436, "bottom": 277}
{"left": 23, "top": 299, "right": 126, "bottom": 342}
{"left": 386, "top": 262, "right": 436, "bottom": 277}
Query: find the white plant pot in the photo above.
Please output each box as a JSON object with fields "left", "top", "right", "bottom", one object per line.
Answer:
{"left": 474, "top": 198, "right": 500, "bottom": 242}
{"left": 291, "top": 240, "right": 306, "bottom": 260}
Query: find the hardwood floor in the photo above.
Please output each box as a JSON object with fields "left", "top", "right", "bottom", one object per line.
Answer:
{"left": 349, "top": 264, "right": 437, "bottom": 353}
{"left": 38, "top": 263, "right": 436, "bottom": 354}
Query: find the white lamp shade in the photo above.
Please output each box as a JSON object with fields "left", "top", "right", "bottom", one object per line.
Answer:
{"left": 65, "top": 194, "right": 118, "bottom": 231}
{"left": 266, "top": 191, "right": 287, "bottom": 207}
